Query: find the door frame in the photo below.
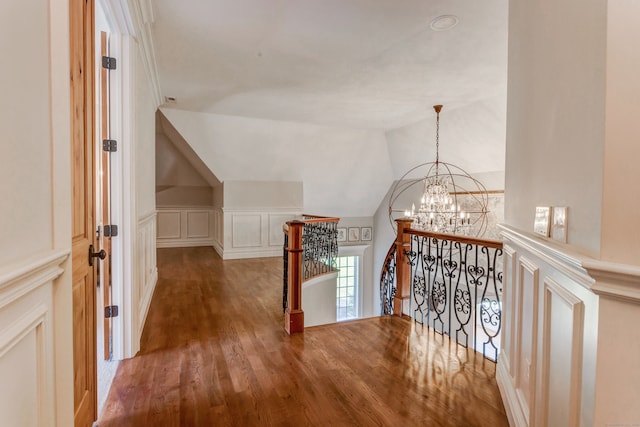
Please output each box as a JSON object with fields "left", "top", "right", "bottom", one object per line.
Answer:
{"left": 95, "top": 0, "right": 136, "bottom": 360}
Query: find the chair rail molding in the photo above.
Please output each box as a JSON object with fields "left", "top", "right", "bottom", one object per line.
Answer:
{"left": 0, "top": 248, "right": 69, "bottom": 426}
{"left": 0, "top": 249, "right": 69, "bottom": 309}
{"left": 582, "top": 259, "right": 640, "bottom": 304}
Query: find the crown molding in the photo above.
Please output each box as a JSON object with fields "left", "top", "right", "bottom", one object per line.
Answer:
{"left": 101, "top": 0, "right": 162, "bottom": 107}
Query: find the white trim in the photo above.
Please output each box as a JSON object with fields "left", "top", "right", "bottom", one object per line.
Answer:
{"left": 223, "top": 207, "right": 303, "bottom": 214}
{"left": 0, "top": 304, "right": 52, "bottom": 425}
{"left": 540, "top": 277, "right": 584, "bottom": 427}
{"left": 499, "top": 224, "right": 593, "bottom": 289}
{"left": 497, "top": 354, "right": 528, "bottom": 427}
{"left": 138, "top": 209, "right": 157, "bottom": 223}
{"left": 500, "top": 224, "right": 640, "bottom": 304}
{"left": 221, "top": 248, "right": 282, "bottom": 260}
{"left": 119, "top": 32, "right": 136, "bottom": 360}
{"left": 503, "top": 243, "right": 517, "bottom": 380}
{"left": 0, "top": 249, "right": 69, "bottom": 309}
{"left": 338, "top": 245, "right": 367, "bottom": 320}
{"left": 101, "top": 0, "right": 161, "bottom": 107}
{"left": 515, "top": 256, "right": 539, "bottom": 426}
{"left": 157, "top": 241, "right": 214, "bottom": 249}
{"left": 137, "top": 269, "right": 157, "bottom": 339}
{"left": 582, "top": 260, "right": 640, "bottom": 303}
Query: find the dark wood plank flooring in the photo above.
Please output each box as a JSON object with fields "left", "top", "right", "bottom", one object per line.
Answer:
{"left": 99, "top": 247, "right": 508, "bottom": 426}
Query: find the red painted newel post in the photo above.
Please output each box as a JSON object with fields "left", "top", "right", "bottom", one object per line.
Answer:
{"left": 285, "top": 220, "right": 305, "bottom": 334}
{"left": 394, "top": 218, "right": 413, "bottom": 317}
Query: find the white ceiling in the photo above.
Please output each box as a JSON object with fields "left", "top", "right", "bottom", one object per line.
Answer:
{"left": 150, "top": 0, "right": 508, "bottom": 131}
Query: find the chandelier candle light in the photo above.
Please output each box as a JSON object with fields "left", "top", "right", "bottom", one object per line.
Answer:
{"left": 390, "top": 104, "right": 489, "bottom": 237}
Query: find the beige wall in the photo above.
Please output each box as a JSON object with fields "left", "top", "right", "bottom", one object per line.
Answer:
{"left": 156, "top": 131, "right": 213, "bottom": 207}
{"left": 160, "top": 108, "right": 394, "bottom": 218}
{"left": 0, "top": 0, "right": 54, "bottom": 266}
{"left": 600, "top": 0, "right": 640, "bottom": 265}
{"left": 223, "top": 181, "right": 303, "bottom": 210}
{"left": 504, "top": 0, "right": 606, "bottom": 257}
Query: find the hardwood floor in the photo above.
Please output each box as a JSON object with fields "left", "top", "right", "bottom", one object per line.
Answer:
{"left": 99, "top": 247, "right": 508, "bottom": 426}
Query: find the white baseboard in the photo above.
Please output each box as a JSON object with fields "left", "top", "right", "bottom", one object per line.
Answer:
{"left": 137, "top": 268, "right": 158, "bottom": 340}
{"left": 497, "top": 353, "right": 527, "bottom": 427}
{"left": 222, "top": 247, "right": 283, "bottom": 260}
{"left": 156, "top": 239, "right": 214, "bottom": 249}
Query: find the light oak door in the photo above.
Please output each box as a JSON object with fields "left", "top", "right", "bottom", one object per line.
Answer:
{"left": 99, "top": 30, "right": 113, "bottom": 360}
{"left": 70, "top": 0, "right": 97, "bottom": 425}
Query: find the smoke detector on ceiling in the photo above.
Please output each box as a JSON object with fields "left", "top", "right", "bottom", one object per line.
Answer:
{"left": 430, "top": 15, "right": 459, "bottom": 31}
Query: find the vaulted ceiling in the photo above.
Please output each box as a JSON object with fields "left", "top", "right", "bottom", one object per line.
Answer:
{"left": 148, "top": 0, "right": 509, "bottom": 217}
{"left": 150, "top": 0, "right": 508, "bottom": 131}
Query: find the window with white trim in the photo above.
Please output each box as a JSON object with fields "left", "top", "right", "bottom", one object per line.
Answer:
{"left": 336, "top": 255, "right": 358, "bottom": 321}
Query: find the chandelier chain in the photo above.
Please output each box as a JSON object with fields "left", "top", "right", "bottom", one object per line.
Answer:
{"left": 435, "top": 109, "right": 440, "bottom": 165}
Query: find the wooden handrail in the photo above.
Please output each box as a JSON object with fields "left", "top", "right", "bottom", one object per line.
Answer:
{"left": 301, "top": 214, "right": 340, "bottom": 224}
{"left": 405, "top": 228, "right": 503, "bottom": 249}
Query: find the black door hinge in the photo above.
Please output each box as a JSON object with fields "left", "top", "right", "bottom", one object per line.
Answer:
{"left": 105, "top": 305, "right": 119, "bottom": 318}
{"left": 102, "top": 56, "right": 117, "bottom": 70}
{"left": 103, "top": 139, "right": 117, "bottom": 152}
{"left": 104, "top": 225, "right": 118, "bottom": 237}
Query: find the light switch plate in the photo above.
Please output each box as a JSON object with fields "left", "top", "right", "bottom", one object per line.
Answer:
{"left": 534, "top": 206, "right": 551, "bottom": 237}
{"left": 551, "top": 207, "right": 568, "bottom": 243}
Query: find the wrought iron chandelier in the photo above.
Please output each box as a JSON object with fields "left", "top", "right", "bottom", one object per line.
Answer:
{"left": 388, "top": 105, "right": 489, "bottom": 236}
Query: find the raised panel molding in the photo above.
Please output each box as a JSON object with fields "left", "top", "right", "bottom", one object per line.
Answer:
{"left": 137, "top": 213, "right": 158, "bottom": 343}
{"left": 515, "top": 257, "right": 540, "bottom": 426}
{"left": 0, "top": 249, "right": 65, "bottom": 427}
{"left": 222, "top": 209, "right": 300, "bottom": 260}
{"left": 498, "top": 225, "right": 601, "bottom": 427}
{"left": 502, "top": 244, "right": 517, "bottom": 380}
{"left": 231, "top": 214, "right": 262, "bottom": 248}
{"left": 186, "top": 211, "right": 209, "bottom": 238}
{"left": 0, "top": 305, "right": 50, "bottom": 427}
{"left": 268, "top": 214, "right": 291, "bottom": 247}
{"left": 541, "top": 278, "right": 584, "bottom": 427}
{"left": 156, "top": 207, "right": 216, "bottom": 248}
{"left": 156, "top": 210, "right": 181, "bottom": 239}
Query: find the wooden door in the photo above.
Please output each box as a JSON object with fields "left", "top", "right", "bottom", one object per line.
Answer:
{"left": 70, "top": 0, "right": 97, "bottom": 425}
{"left": 99, "top": 30, "right": 113, "bottom": 360}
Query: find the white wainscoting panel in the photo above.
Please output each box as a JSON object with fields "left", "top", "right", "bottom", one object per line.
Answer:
{"left": 541, "top": 278, "right": 584, "bottom": 427}
{"left": 137, "top": 213, "right": 158, "bottom": 341}
{"left": 213, "top": 208, "right": 223, "bottom": 257}
{"left": 156, "top": 211, "right": 180, "bottom": 239}
{"left": 186, "top": 211, "right": 210, "bottom": 239}
{"left": 156, "top": 207, "right": 216, "bottom": 248}
{"left": 268, "top": 214, "right": 292, "bottom": 247}
{"left": 515, "top": 257, "right": 540, "bottom": 426}
{"left": 231, "top": 214, "right": 262, "bottom": 248}
{"left": 0, "top": 249, "right": 67, "bottom": 427}
{"left": 503, "top": 244, "right": 517, "bottom": 380}
{"left": 222, "top": 208, "right": 301, "bottom": 259}
{"left": 497, "top": 225, "right": 598, "bottom": 427}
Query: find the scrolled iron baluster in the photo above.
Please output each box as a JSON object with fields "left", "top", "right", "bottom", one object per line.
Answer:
{"left": 453, "top": 241, "right": 472, "bottom": 347}
{"left": 394, "top": 229, "right": 503, "bottom": 361}
{"left": 480, "top": 246, "right": 503, "bottom": 361}
{"left": 380, "top": 245, "right": 397, "bottom": 315}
